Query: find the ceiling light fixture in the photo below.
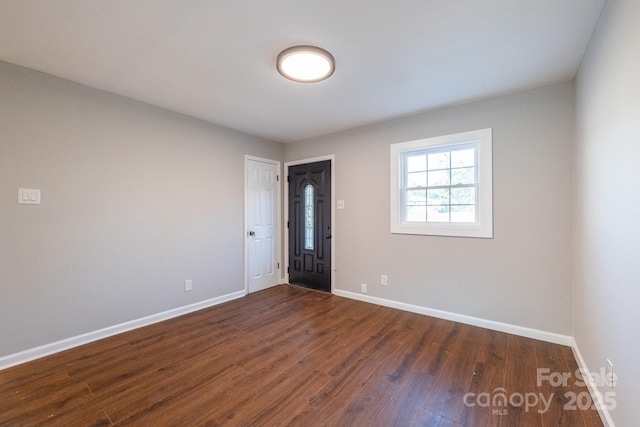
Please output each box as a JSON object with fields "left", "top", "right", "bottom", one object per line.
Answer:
{"left": 276, "top": 45, "right": 335, "bottom": 83}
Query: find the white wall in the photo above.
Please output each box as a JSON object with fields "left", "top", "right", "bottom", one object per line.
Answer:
{"left": 574, "top": 0, "right": 640, "bottom": 425}
{"left": 0, "top": 61, "right": 283, "bottom": 358}
{"left": 285, "top": 82, "right": 575, "bottom": 336}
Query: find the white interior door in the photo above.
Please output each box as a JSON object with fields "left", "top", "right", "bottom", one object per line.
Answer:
{"left": 246, "top": 158, "right": 279, "bottom": 293}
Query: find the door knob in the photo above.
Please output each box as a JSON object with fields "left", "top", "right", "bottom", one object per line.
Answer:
{"left": 326, "top": 234, "right": 332, "bottom": 239}
{"left": 248, "top": 231, "right": 255, "bottom": 236}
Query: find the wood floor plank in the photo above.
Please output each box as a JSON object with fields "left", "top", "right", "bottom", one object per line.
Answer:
{"left": 40, "top": 406, "right": 113, "bottom": 426}
{"left": 0, "top": 285, "right": 605, "bottom": 426}
{"left": 534, "top": 339, "right": 583, "bottom": 426}
{"left": 0, "top": 368, "right": 70, "bottom": 402}
{"left": 241, "top": 369, "right": 334, "bottom": 426}
{"left": 0, "top": 377, "right": 95, "bottom": 425}
{"left": 558, "top": 343, "right": 605, "bottom": 426}
{"left": 422, "top": 324, "right": 485, "bottom": 423}
{"left": 315, "top": 305, "right": 401, "bottom": 378}
{"left": 411, "top": 409, "right": 461, "bottom": 427}
{"left": 457, "top": 329, "right": 509, "bottom": 426}
{"left": 286, "top": 329, "right": 410, "bottom": 425}
{"left": 328, "top": 342, "right": 428, "bottom": 426}
{"left": 97, "top": 359, "right": 194, "bottom": 421}
{"left": 501, "top": 335, "right": 545, "bottom": 426}
{"left": 358, "top": 317, "right": 446, "bottom": 425}
{"left": 112, "top": 363, "right": 248, "bottom": 425}
{"left": 220, "top": 368, "right": 334, "bottom": 427}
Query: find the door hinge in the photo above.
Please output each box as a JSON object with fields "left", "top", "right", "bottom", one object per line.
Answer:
{"left": 277, "top": 175, "right": 279, "bottom": 182}
{"left": 287, "top": 266, "right": 290, "bottom": 273}
{"left": 287, "top": 175, "right": 290, "bottom": 182}
{"left": 277, "top": 262, "right": 280, "bottom": 269}
{"left": 287, "top": 221, "right": 289, "bottom": 228}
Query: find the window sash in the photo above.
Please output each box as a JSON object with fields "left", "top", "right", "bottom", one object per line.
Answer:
{"left": 400, "top": 143, "right": 479, "bottom": 224}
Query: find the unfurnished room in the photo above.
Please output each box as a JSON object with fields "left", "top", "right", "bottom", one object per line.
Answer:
{"left": 0, "top": 1, "right": 637, "bottom": 426}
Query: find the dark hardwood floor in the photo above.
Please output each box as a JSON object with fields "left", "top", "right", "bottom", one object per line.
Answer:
{"left": 0, "top": 285, "right": 603, "bottom": 426}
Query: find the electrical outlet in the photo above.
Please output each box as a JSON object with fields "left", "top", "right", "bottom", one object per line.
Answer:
{"left": 380, "top": 275, "right": 387, "bottom": 286}
{"left": 361, "top": 283, "right": 367, "bottom": 294}
{"left": 184, "top": 280, "right": 193, "bottom": 291}
{"left": 606, "top": 359, "right": 614, "bottom": 387}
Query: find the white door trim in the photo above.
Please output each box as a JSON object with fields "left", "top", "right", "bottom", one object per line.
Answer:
{"left": 244, "top": 155, "right": 282, "bottom": 294}
{"left": 284, "top": 155, "right": 336, "bottom": 293}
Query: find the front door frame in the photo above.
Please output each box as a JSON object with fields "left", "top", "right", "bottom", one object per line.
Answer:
{"left": 244, "top": 155, "right": 282, "bottom": 294}
{"left": 284, "top": 155, "right": 335, "bottom": 293}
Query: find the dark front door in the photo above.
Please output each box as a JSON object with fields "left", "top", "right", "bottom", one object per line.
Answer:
{"left": 288, "top": 160, "right": 331, "bottom": 292}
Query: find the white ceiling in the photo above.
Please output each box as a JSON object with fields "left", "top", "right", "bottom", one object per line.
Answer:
{"left": 0, "top": 0, "right": 605, "bottom": 143}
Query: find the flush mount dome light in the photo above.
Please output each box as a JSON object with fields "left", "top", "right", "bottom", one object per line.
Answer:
{"left": 277, "top": 45, "right": 335, "bottom": 83}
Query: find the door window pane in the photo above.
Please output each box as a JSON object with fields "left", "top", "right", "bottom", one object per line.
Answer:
{"left": 304, "top": 184, "right": 314, "bottom": 250}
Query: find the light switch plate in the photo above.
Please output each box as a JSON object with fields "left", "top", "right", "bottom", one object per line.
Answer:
{"left": 18, "top": 188, "right": 41, "bottom": 205}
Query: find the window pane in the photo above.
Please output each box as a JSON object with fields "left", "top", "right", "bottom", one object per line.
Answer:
{"left": 428, "top": 170, "right": 450, "bottom": 186}
{"left": 304, "top": 184, "right": 314, "bottom": 250}
{"left": 451, "top": 167, "right": 475, "bottom": 185}
{"left": 451, "top": 187, "right": 476, "bottom": 205}
{"left": 451, "top": 148, "right": 475, "bottom": 168}
{"left": 406, "top": 189, "right": 426, "bottom": 205}
{"left": 451, "top": 205, "right": 476, "bottom": 223}
{"left": 406, "top": 205, "right": 426, "bottom": 222}
{"left": 428, "top": 152, "right": 449, "bottom": 170}
{"left": 407, "top": 171, "right": 426, "bottom": 187}
{"left": 427, "top": 206, "right": 449, "bottom": 222}
{"left": 407, "top": 155, "right": 426, "bottom": 172}
{"left": 427, "top": 188, "right": 449, "bottom": 205}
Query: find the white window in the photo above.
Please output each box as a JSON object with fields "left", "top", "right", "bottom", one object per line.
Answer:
{"left": 390, "top": 128, "right": 493, "bottom": 238}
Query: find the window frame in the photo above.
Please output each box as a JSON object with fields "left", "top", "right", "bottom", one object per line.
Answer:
{"left": 390, "top": 128, "right": 493, "bottom": 238}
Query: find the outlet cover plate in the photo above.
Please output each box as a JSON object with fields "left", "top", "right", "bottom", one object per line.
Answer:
{"left": 18, "top": 188, "right": 41, "bottom": 205}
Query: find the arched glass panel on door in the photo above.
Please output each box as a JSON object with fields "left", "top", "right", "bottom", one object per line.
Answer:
{"left": 304, "top": 184, "right": 314, "bottom": 250}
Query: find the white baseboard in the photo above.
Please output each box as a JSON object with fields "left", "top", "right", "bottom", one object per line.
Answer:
{"left": 0, "top": 290, "right": 246, "bottom": 371}
{"left": 570, "top": 339, "right": 616, "bottom": 427}
{"left": 333, "top": 289, "right": 573, "bottom": 346}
